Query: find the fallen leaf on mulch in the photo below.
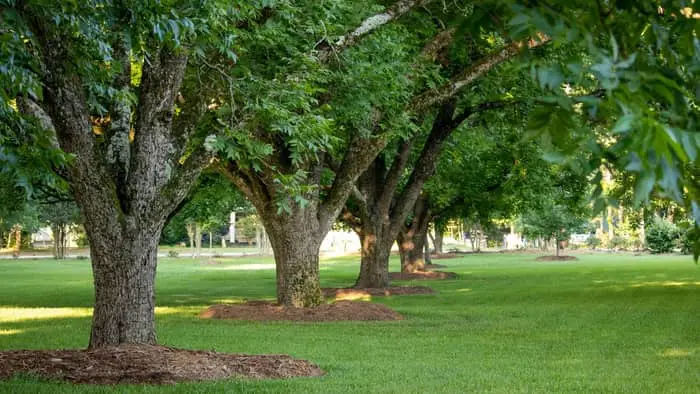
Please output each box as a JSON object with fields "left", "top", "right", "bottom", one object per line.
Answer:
{"left": 200, "top": 300, "right": 403, "bottom": 321}
{"left": 322, "top": 286, "right": 435, "bottom": 300}
{"left": 0, "top": 344, "right": 323, "bottom": 385}
{"left": 535, "top": 255, "right": 579, "bottom": 261}
{"left": 389, "top": 271, "right": 458, "bottom": 280}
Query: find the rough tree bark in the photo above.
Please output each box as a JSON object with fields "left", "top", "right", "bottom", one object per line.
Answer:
{"left": 221, "top": 135, "right": 386, "bottom": 306}
{"left": 347, "top": 35, "right": 550, "bottom": 288}
{"left": 18, "top": 14, "right": 212, "bottom": 347}
{"left": 397, "top": 195, "right": 432, "bottom": 273}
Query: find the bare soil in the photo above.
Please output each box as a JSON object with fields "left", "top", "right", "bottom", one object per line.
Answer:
{"left": 0, "top": 344, "right": 323, "bottom": 385}
{"left": 389, "top": 271, "right": 459, "bottom": 280}
{"left": 322, "top": 286, "right": 435, "bottom": 300}
{"left": 535, "top": 255, "right": 579, "bottom": 261}
{"left": 200, "top": 300, "right": 403, "bottom": 321}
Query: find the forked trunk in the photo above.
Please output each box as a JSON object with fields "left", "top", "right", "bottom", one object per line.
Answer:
{"left": 88, "top": 227, "right": 162, "bottom": 348}
{"left": 355, "top": 222, "right": 393, "bottom": 288}
{"left": 262, "top": 210, "right": 324, "bottom": 307}
{"left": 398, "top": 228, "right": 427, "bottom": 273}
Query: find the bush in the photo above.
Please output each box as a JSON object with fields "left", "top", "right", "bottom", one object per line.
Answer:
{"left": 586, "top": 236, "right": 601, "bottom": 250}
{"left": 678, "top": 226, "right": 699, "bottom": 256}
{"left": 609, "top": 235, "right": 631, "bottom": 251}
{"left": 645, "top": 218, "right": 680, "bottom": 254}
{"left": 167, "top": 250, "right": 179, "bottom": 258}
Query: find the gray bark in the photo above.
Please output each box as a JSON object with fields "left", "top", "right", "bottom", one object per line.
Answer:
{"left": 88, "top": 225, "right": 162, "bottom": 348}
{"left": 261, "top": 208, "right": 323, "bottom": 307}
{"left": 20, "top": 16, "right": 211, "bottom": 346}
{"left": 397, "top": 196, "right": 432, "bottom": 273}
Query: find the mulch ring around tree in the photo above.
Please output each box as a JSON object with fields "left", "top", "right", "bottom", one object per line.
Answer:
{"left": 0, "top": 344, "right": 323, "bottom": 385}
{"left": 535, "top": 255, "right": 579, "bottom": 261}
{"left": 321, "top": 286, "right": 435, "bottom": 300}
{"left": 389, "top": 271, "right": 459, "bottom": 281}
{"left": 200, "top": 300, "right": 403, "bottom": 322}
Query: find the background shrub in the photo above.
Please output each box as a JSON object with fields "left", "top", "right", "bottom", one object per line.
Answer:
{"left": 645, "top": 218, "right": 680, "bottom": 254}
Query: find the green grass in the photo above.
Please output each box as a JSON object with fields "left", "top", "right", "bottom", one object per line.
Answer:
{"left": 0, "top": 252, "right": 699, "bottom": 393}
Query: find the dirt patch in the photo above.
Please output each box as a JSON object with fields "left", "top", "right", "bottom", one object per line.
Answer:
{"left": 322, "top": 286, "right": 434, "bottom": 300}
{"left": 0, "top": 344, "right": 323, "bottom": 385}
{"left": 200, "top": 300, "right": 403, "bottom": 322}
{"left": 389, "top": 271, "right": 458, "bottom": 280}
{"left": 422, "top": 263, "right": 448, "bottom": 269}
{"left": 535, "top": 255, "right": 579, "bottom": 261}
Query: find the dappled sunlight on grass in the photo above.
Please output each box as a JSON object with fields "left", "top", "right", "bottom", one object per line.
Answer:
{"left": 455, "top": 288, "right": 472, "bottom": 293}
{"left": 208, "top": 298, "right": 250, "bottom": 305}
{"left": 0, "top": 329, "right": 24, "bottom": 336}
{"left": 334, "top": 293, "right": 371, "bottom": 302}
{"left": 154, "top": 306, "right": 203, "bottom": 316}
{"left": 660, "top": 348, "right": 693, "bottom": 358}
{"left": 206, "top": 263, "right": 275, "bottom": 271}
{"left": 629, "top": 281, "right": 700, "bottom": 288}
{"left": 0, "top": 306, "right": 208, "bottom": 323}
{"left": 0, "top": 307, "right": 92, "bottom": 323}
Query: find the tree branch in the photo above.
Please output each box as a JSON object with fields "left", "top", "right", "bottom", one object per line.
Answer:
{"left": 377, "top": 139, "right": 413, "bottom": 215}
{"left": 318, "top": 135, "right": 387, "bottom": 235}
{"left": 389, "top": 100, "right": 457, "bottom": 235}
{"left": 317, "top": 0, "right": 435, "bottom": 63}
{"left": 410, "top": 34, "right": 551, "bottom": 113}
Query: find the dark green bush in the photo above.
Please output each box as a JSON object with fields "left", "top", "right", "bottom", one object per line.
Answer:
{"left": 645, "top": 218, "right": 679, "bottom": 254}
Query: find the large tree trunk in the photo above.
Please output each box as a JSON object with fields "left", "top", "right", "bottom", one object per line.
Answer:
{"left": 260, "top": 209, "right": 324, "bottom": 307}
{"left": 355, "top": 222, "right": 393, "bottom": 288}
{"left": 88, "top": 224, "right": 163, "bottom": 348}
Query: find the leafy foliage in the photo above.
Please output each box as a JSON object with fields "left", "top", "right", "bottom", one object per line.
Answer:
{"left": 645, "top": 217, "right": 681, "bottom": 254}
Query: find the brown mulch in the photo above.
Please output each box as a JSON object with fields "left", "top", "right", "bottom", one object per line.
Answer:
{"left": 422, "top": 263, "right": 448, "bottom": 269}
{"left": 0, "top": 344, "right": 323, "bottom": 385}
{"left": 535, "top": 255, "right": 579, "bottom": 261}
{"left": 321, "top": 286, "right": 435, "bottom": 300}
{"left": 389, "top": 271, "right": 459, "bottom": 280}
{"left": 200, "top": 300, "right": 403, "bottom": 322}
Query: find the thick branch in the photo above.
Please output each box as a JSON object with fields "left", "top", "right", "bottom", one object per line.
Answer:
{"left": 377, "top": 139, "right": 413, "bottom": 216}
{"left": 318, "top": 135, "right": 387, "bottom": 235}
{"left": 317, "top": 0, "right": 435, "bottom": 63}
{"left": 389, "top": 100, "right": 457, "bottom": 235}
{"left": 104, "top": 37, "right": 132, "bottom": 197}
{"left": 410, "top": 35, "right": 551, "bottom": 112}
{"left": 420, "top": 28, "right": 456, "bottom": 61}
{"left": 126, "top": 48, "right": 188, "bottom": 219}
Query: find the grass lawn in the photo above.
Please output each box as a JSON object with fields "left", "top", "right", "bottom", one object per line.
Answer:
{"left": 0, "top": 252, "right": 698, "bottom": 393}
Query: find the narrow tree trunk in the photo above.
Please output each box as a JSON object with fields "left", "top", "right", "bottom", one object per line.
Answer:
{"left": 261, "top": 210, "right": 324, "bottom": 307}
{"left": 186, "top": 222, "right": 195, "bottom": 257}
{"left": 194, "top": 223, "right": 202, "bottom": 257}
{"left": 434, "top": 229, "right": 443, "bottom": 254}
{"left": 424, "top": 234, "right": 432, "bottom": 264}
{"left": 89, "top": 232, "right": 160, "bottom": 348}
{"left": 209, "top": 231, "right": 213, "bottom": 250}
{"left": 12, "top": 224, "right": 21, "bottom": 257}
